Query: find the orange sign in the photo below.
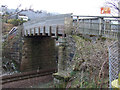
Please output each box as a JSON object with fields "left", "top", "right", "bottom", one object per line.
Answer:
{"left": 101, "top": 7, "right": 111, "bottom": 14}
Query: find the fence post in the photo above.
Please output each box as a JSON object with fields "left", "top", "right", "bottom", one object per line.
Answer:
{"left": 83, "top": 19, "right": 84, "bottom": 34}
{"left": 89, "top": 19, "right": 92, "bottom": 34}
{"left": 99, "top": 17, "right": 103, "bottom": 36}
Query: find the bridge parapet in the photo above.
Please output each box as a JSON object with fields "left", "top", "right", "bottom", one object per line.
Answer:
{"left": 23, "top": 14, "right": 120, "bottom": 39}
{"left": 72, "top": 15, "right": 120, "bottom": 39}
{"left": 23, "top": 14, "right": 72, "bottom": 38}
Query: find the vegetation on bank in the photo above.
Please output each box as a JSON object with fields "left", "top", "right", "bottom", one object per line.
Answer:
{"left": 52, "top": 34, "right": 115, "bottom": 88}
{"left": 7, "top": 18, "right": 27, "bottom": 26}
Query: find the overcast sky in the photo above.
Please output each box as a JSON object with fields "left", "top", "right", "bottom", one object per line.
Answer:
{"left": 0, "top": 0, "right": 115, "bottom": 16}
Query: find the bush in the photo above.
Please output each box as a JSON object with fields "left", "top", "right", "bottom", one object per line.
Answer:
{"left": 7, "top": 19, "right": 26, "bottom": 26}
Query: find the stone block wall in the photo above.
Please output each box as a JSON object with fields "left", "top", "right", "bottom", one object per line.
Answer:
{"left": 57, "top": 35, "right": 76, "bottom": 73}
{"left": 20, "top": 36, "right": 57, "bottom": 72}
{"left": 2, "top": 26, "right": 23, "bottom": 72}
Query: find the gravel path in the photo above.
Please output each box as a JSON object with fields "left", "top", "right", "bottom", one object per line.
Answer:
{"left": 2, "top": 74, "right": 53, "bottom": 88}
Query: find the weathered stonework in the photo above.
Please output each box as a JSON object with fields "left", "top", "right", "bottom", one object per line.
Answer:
{"left": 20, "top": 36, "right": 57, "bottom": 72}
{"left": 53, "top": 35, "right": 76, "bottom": 83}
{"left": 2, "top": 26, "right": 23, "bottom": 72}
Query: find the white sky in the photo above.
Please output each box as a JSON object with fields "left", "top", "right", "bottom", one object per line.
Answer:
{"left": 0, "top": 0, "right": 115, "bottom": 16}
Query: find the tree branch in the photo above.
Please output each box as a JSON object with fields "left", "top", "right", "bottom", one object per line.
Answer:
{"left": 107, "top": 2, "right": 120, "bottom": 12}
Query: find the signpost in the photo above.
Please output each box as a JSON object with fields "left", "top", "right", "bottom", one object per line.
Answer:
{"left": 101, "top": 7, "right": 111, "bottom": 14}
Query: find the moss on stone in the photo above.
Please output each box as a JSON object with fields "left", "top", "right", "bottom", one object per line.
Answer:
{"left": 53, "top": 72, "right": 71, "bottom": 81}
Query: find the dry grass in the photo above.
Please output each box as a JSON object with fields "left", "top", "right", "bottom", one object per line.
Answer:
{"left": 65, "top": 35, "right": 115, "bottom": 88}
{"left": 2, "top": 23, "right": 13, "bottom": 35}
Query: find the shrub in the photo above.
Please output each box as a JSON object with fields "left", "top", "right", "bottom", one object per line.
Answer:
{"left": 7, "top": 19, "right": 26, "bottom": 26}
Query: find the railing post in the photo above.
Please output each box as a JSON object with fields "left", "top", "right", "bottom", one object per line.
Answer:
{"left": 33, "top": 28, "right": 35, "bottom": 36}
{"left": 49, "top": 26, "right": 52, "bottom": 36}
{"left": 26, "top": 30, "right": 28, "bottom": 36}
{"left": 77, "top": 16, "right": 79, "bottom": 22}
{"left": 38, "top": 27, "right": 40, "bottom": 35}
{"left": 55, "top": 26, "right": 58, "bottom": 37}
{"left": 43, "top": 26, "right": 45, "bottom": 36}
{"left": 89, "top": 19, "right": 91, "bottom": 34}
{"left": 82, "top": 19, "right": 84, "bottom": 34}
{"left": 76, "top": 16, "right": 79, "bottom": 34}
{"left": 99, "top": 17, "right": 102, "bottom": 36}
{"left": 30, "top": 28, "right": 32, "bottom": 36}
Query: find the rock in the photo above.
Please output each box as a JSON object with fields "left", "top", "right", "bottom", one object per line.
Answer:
{"left": 53, "top": 72, "right": 71, "bottom": 81}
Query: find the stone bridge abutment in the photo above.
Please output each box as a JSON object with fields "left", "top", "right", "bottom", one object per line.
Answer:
{"left": 20, "top": 36, "right": 58, "bottom": 72}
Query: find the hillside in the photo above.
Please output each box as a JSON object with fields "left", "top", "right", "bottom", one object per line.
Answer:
{"left": 7, "top": 9, "right": 58, "bottom": 20}
{"left": 2, "top": 23, "right": 13, "bottom": 35}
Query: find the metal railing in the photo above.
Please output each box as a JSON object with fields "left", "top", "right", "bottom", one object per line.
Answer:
{"left": 72, "top": 16, "right": 120, "bottom": 39}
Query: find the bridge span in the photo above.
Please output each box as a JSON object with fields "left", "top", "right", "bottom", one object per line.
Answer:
{"left": 23, "top": 14, "right": 72, "bottom": 38}
{"left": 23, "top": 13, "right": 120, "bottom": 39}
{"left": 7, "top": 13, "right": 120, "bottom": 73}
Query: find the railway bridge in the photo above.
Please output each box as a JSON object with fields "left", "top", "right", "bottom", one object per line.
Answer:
{"left": 20, "top": 14, "right": 72, "bottom": 72}
{"left": 2, "top": 13, "right": 120, "bottom": 87}
{"left": 20, "top": 13, "right": 120, "bottom": 73}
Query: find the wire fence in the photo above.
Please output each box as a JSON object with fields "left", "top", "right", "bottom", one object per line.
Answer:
{"left": 108, "top": 41, "right": 119, "bottom": 88}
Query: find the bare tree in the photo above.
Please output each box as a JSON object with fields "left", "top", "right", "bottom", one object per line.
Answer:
{"left": 105, "top": 0, "right": 120, "bottom": 15}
